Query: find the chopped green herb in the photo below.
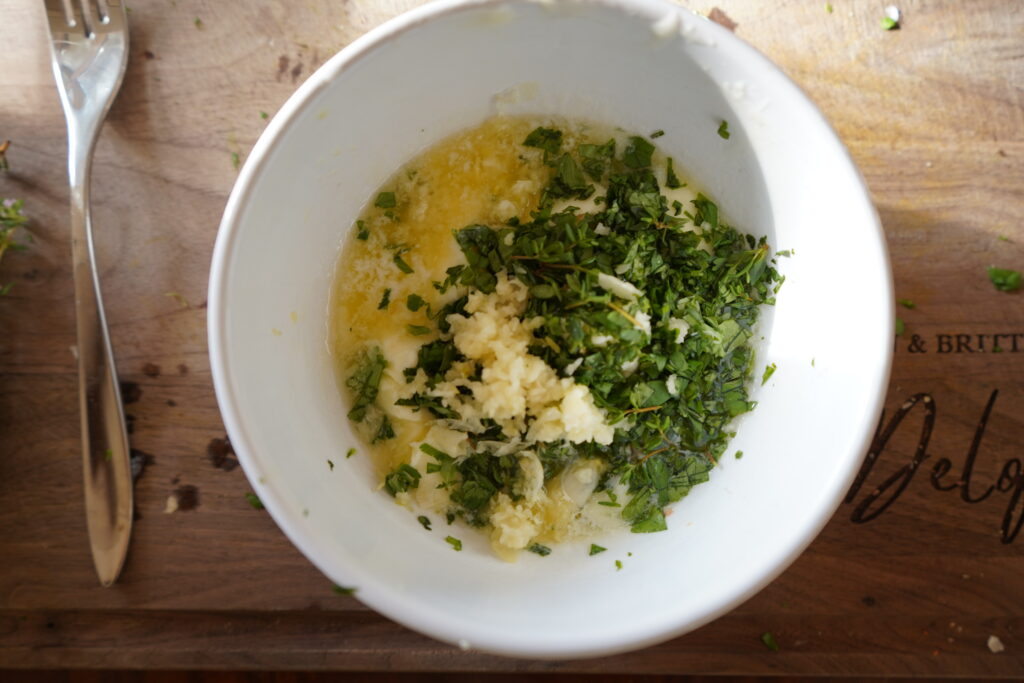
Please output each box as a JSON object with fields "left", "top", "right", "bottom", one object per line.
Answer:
{"left": 445, "top": 535, "right": 463, "bottom": 551}
{"left": 735, "top": 450, "right": 744, "bottom": 460}
{"left": 895, "top": 317, "right": 905, "bottom": 336}
{"left": 417, "top": 515, "right": 432, "bottom": 531}
{"left": 332, "top": 584, "right": 357, "bottom": 595}
{"left": 393, "top": 252, "right": 414, "bottom": 274}
{"left": 527, "top": 543, "right": 552, "bottom": 556}
{"left": 406, "top": 293, "right": 426, "bottom": 311}
{"left": 761, "top": 363, "right": 777, "bottom": 385}
{"left": 897, "top": 298, "right": 915, "bottom": 309}
{"left": 406, "top": 324, "right": 431, "bottom": 336}
{"left": 615, "top": 560, "right": 623, "bottom": 571}
{"left": 665, "top": 157, "right": 683, "bottom": 189}
{"left": 346, "top": 447, "right": 357, "bottom": 459}
{"left": 345, "top": 346, "right": 387, "bottom": 422}
{"left": 377, "top": 288, "right": 392, "bottom": 310}
{"left": 374, "top": 191, "right": 397, "bottom": 209}
{"left": 523, "top": 127, "right": 563, "bottom": 162}
{"left": 384, "top": 463, "right": 421, "bottom": 496}
{"left": 622, "top": 136, "right": 655, "bottom": 168}
{"left": 987, "top": 266, "right": 1021, "bottom": 292}
{"left": 717, "top": 120, "right": 731, "bottom": 139}
{"left": 589, "top": 544, "right": 607, "bottom": 556}
{"left": 104, "top": 448, "right": 113, "bottom": 462}
{"left": 194, "top": 17, "right": 203, "bottom": 29}
{"left": 761, "top": 631, "right": 780, "bottom": 652}
{"left": 245, "top": 492, "right": 264, "bottom": 510}
{"left": 327, "top": 459, "right": 335, "bottom": 471}
{"left": 356, "top": 220, "right": 370, "bottom": 240}
{"left": 881, "top": 16, "right": 898, "bottom": 30}
{"left": 825, "top": 3, "right": 833, "bottom": 12}
{"left": 231, "top": 152, "right": 240, "bottom": 170}
{"left": 650, "top": 130, "right": 665, "bottom": 139}
{"left": 997, "top": 234, "right": 1010, "bottom": 242}
{"left": 260, "top": 111, "right": 269, "bottom": 120}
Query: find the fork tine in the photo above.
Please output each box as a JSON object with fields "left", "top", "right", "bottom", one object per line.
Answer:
{"left": 43, "top": 0, "right": 75, "bottom": 28}
{"left": 74, "top": 0, "right": 97, "bottom": 38}
{"left": 94, "top": 0, "right": 110, "bottom": 23}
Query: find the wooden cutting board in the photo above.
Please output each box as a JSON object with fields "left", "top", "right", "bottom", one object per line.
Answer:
{"left": 1, "top": 0, "right": 1021, "bottom": 675}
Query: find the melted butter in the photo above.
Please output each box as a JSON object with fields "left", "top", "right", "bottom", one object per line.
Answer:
{"left": 330, "top": 116, "right": 557, "bottom": 473}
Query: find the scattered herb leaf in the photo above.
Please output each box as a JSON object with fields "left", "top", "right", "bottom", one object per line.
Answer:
{"left": 417, "top": 515, "right": 432, "bottom": 531}
{"left": 445, "top": 535, "right": 463, "bottom": 551}
{"left": 375, "top": 191, "right": 397, "bottom": 209}
{"left": 988, "top": 266, "right": 1021, "bottom": 292}
{"left": 393, "top": 252, "right": 414, "bottom": 274}
{"left": 589, "top": 544, "right": 607, "bottom": 556}
{"left": 245, "top": 492, "right": 264, "bottom": 510}
{"left": 384, "top": 463, "right": 421, "bottom": 496}
{"left": 527, "top": 543, "right": 552, "bottom": 556}
{"left": 332, "top": 584, "right": 357, "bottom": 595}
{"left": 761, "top": 631, "right": 780, "bottom": 652}
{"left": 717, "top": 120, "right": 731, "bottom": 139}
{"left": 761, "top": 363, "right": 777, "bottom": 385}
{"left": 377, "top": 288, "right": 392, "bottom": 310}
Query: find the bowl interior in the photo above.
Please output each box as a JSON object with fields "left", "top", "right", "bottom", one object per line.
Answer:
{"left": 210, "top": 0, "right": 892, "bottom": 658}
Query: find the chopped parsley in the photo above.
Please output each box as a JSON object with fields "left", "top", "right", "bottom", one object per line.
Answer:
{"left": 825, "top": 3, "right": 833, "bottom": 12}
{"left": 615, "top": 559, "right": 623, "bottom": 571}
{"left": 345, "top": 347, "right": 386, "bottom": 422}
{"left": 650, "top": 130, "right": 665, "bottom": 139}
{"left": 245, "top": 492, "right": 264, "bottom": 510}
{"left": 332, "top": 584, "right": 357, "bottom": 595}
{"left": 231, "top": 152, "right": 240, "bottom": 170}
{"left": 377, "top": 288, "right": 392, "bottom": 310}
{"left": 406, "top": 324, "right": 431, "bottom": 336}
{"left": 393, "top": 252, "right": 414, "bottom": 274}
{"left": 523, "top": 127, "right": 562, "bottom": 162}
{"left": 761, "top": 363, "right": 777, "bottom": 385}
{"left": 665, "top": 158, "right": 683, "bottom": 189}
{"left": 194, "top": 17, "right": 203, "bottom": 29}
{"left": 384, "top": 463, "right": 421, "bottom": 496}
{"left": 717, "top": 120, "right": 731, "bottom": 139}
{"left": 897, "top": 298, "right": 915, "bottom": 309}
{"left": 988, "top": 266, "right": 1021, "bottom": 292}
{"left": 895, "top": 317, "right": 905, "bottom": 336}
{"left": 346, "top": 447, "right": 357, "bottom": 458}
{"left": 735, "top": 450, "right": 744, "bottom": 460}
{"left": 356, "top": 220, "right": 370, "bottom": 240}
{"left": 260, "top": 111, "right": 269, "bottom": 120}
{"left": 374, "top": 191, "right": 397, "bottom": 209}
{"left": 527, "top": 543, "right": 552, "bottom": 556}
{"left": 406, "top": 293, "right": 426, "bottom": 311}
{"left": 327, "top": 459, "right": 335, "bottom": 470}
{"left": 445, "top": 535, "right": 463, "bottom": 551}
{"left": 589, "top": 544, "right": 607, "bottom": 556}
{"left": 881, "top": 16, "right": 898, "bottom": 30}
{"left": 761, "top": 631, "right": 780, "bottom": 652}
{"left": 417, "top": 515, "right": 432, "bottom": 530}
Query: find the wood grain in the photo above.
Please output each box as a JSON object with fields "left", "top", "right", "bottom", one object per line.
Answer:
{"left": 1, "top": 0, "right": 1022, "bottom": 675}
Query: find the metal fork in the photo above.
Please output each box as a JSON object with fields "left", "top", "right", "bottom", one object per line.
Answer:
{"left": 45, "top": 0, "right": 132, "bottom": 587}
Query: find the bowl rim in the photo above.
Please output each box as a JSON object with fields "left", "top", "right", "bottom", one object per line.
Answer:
{"left": 208, "top": 0, "right": 894, "bottom": 659}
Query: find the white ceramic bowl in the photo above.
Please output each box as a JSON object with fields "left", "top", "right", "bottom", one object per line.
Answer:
{"left": 209, "top": 0, "right": 892, "bottom": 659}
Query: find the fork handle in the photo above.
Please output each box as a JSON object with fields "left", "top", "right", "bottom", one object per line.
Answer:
{"left": 69, "top": 139, "right": 133, "bottom": 588}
